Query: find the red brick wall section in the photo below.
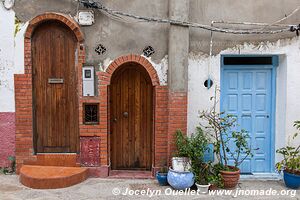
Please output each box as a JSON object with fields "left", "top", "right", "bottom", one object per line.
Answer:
{"left": 14, "top": 73, "right": 35, "bottom": 172}
{"left": 167, "top": 92, "right": 188, "bottom": 162}
{"left": 0, "top": 113, "right": 15, "bottom": 167}
{"left": 154, "top": 86, "right": 169, "bottom": 167}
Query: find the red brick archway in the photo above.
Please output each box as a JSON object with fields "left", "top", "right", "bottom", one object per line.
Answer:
{"left": 104, "top": 55, "right": 160, "bottom": 86}
{"left": 25, "top": 13, "right": 84, "bottom": 42}
{"left": 97, "top": 54, "right": 169, "bottom": 174}
{"left": 14, "top": 12, "right": 85, "bottom": 172}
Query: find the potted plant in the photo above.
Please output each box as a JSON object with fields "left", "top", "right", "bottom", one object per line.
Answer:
{"left": 167, "top": 130, "right": 195, "bottom": 190}
{"left": 199, "top": 86, "right": 254, "bottom": 189}
{"left": 156, "top": 166, "right": 168, "bottom": 186}
{"left": 172, "top": 130, "right": 191, "bottom": 172}
{"left": 185, "top": 127, "right": 212, "bottom": 193}
{"left": 276, "top": 121, "right": 300, "bottom": 189}
{"left": 167, "top": 167, "right": 195, "bottom": 190}
{"left": 207, "top": 173, "right": 223, "bottom": 190}
{"left": 195, "top": 162, "right": 211, "bottom": 194}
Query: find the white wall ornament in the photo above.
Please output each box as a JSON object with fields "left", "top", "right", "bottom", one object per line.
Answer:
{"left": 77, "top": 10, "right": 94, "bottom": 26}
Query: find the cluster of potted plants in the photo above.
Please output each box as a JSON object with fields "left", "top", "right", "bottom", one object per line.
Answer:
{"left": 156, "top": 114, "right": 252, "bottom": 192}
{"left": 156, "top": 87, "right": 300, "bottom": 191}
{"left": 156, "top": 88, "right": 254, "bottom": 192}
{"left": 275, "top": 121, "right": 300, "bottom": 189}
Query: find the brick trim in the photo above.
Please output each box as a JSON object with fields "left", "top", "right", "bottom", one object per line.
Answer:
{"left": 104, "top": 54, "right": 160, "bottom": 86}
{"left": 98, "top": 54, "right": 167, "bottom": 172}
{"left": 15, "top": 13, "right": 85, "bottom": 173}
{"left": 25, "top": 12, "right": 84, "bottom": 42}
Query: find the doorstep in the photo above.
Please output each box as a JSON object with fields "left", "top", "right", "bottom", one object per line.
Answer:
{"left": 19, "top": 165, "right": 88, "bottom": 189}
{"left": 240, "top": 173, "right": 281, "bottom": 180}
{"left": 109, "top": 170, "right": 154, "bottom": 179}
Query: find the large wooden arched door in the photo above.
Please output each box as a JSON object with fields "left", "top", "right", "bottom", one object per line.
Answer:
{"left": 110, "top": 63, "right": 153, "bottom": 170}
{"left": 32, "top": 21, "right": 79, "bottom": 153}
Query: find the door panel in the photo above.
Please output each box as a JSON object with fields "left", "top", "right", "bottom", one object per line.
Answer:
{"left": 32, "top": 21, "right": 79, "bottom": 153}
{"left": 110, "top": 64, "right": 153, "bottom": 170}
{"left": 221, "top": 68, "right": 272, "bottom": 173}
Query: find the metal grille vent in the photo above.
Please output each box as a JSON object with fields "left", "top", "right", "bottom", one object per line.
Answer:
{"left": 143, "top": 46, "right": 155, "bottom": 57}
{"left": 95, "top": 44, "right": 107, "bottom": 55}
{"left": 84, "top": 104, "right": 99, "bottom": 124}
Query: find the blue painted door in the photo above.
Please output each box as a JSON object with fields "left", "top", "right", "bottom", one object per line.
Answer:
{"left": 221, "top": 67, "right": 272, "bottom": 173}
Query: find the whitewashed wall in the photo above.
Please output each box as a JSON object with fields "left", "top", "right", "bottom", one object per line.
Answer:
{"left": 0, "top": 4, "right": 27, "bottom": 112}
{"left": 0, "top": 5, "right": 15, "bottom": 112}
{"left": 0, "top": 3, "right": 15, "bottom": 112}
{"left": 188, "top": 37, "right": 300, "bottom": 163}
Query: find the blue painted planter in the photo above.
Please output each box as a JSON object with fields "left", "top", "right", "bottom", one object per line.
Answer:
{"left": 283, "top": 171, "right": 300, "bottom": 189}
{"left": 156, "top": 172, "right": 168, "bottom": 186}
{"left": 167, "top": 168, "right": 194, "bottom": 190}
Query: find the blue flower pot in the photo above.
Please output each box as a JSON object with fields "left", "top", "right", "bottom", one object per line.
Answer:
{"left": 167, "top": 168, "right": 194, "bottom": 190}
{"left": 283, "top": 171, "right": 300, "bottom": 189}
{"left": 156, "top": 172, "right": 168, "bottom": 186}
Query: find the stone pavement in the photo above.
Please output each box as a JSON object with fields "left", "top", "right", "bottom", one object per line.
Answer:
{"left": 0, "top": 175, "right": 299, "bottom": 200}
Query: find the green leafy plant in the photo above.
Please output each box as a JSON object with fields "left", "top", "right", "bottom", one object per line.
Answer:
{"left": 174, "top": 130, "right": 190, "bottom": 157}
{"left": 159, "top": 166, "right": 168, "bottom": 174}
{"left": 199, "top": 86, "right": 254, "bottom": 171}
{"left": 276, "top": 121, "right": 300, "bottom": 175}
{"left": 0, "top": 156, "right": 16, "bottom": 175}
{"left": 175, "top": 128, "right": 210, "bottom": 183}
{"left": 158, "top": 160, "right": 168, "bottom": 174}
{"left": 14, "top": 17, "right": 22, "bottom": 37}
{"left": 207, "top": 173, "right": 224, "bottom": 188}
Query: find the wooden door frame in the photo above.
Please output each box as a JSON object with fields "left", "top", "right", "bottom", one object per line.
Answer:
{"left": 220, "top": 55, "right": 278, "bottom": 173}
{"left": 102, "top": 55, "right": 163, "bottom": 174}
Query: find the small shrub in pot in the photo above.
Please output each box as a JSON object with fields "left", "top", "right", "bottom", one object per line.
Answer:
{"left": 276, "top": 121, "right": 300, "bottom": 189}
{"left": 156, "top": 166, "right": 168, "bottom": 186}
{"left": 199, "top": 86, "right": 254, "bottom": 188}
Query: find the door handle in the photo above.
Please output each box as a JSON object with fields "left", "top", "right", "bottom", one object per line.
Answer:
{"left": 113, "top": 118, "right": 117, "bottom": 122}
{"left": 123, "top": 112, "right": 129, "bottom": 118}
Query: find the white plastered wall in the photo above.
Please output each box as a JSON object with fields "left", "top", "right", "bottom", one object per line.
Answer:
{"left": 188, "top": 37, "right": 300, "bottom": 165}
{"left": 0, "top": 5, "right": 27, "bottom": 112}
{"left": 0, "top": 5, "right": 15, "bottom": 112}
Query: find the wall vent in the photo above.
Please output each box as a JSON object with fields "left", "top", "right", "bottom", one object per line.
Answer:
{"left": 143, "top": 46, "right": 155, "bottom": 57}
{"left": 84, "top": 104, "right": 99, "bottom": 124}
{"left": 95, "top": 44, "right": 107, "bottom": 55}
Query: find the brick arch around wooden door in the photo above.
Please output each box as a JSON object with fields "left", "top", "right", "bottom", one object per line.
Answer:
{"left": 15, "top": 13, "right": 85, "bottom": 171}
{"left": 110, "top": 63, "right": 153, "bottom": 170}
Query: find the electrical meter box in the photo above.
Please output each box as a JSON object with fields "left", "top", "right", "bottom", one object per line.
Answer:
{"left": 82, "top": 66, "right": 95, "bottom": 96}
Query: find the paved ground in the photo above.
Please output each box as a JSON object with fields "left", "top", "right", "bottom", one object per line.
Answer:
{"left": 0, "top": 175, "right": 299, "bottom": 200}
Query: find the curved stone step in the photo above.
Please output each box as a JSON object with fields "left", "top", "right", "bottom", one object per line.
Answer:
{"left": 20, "top": 165, "right": 88, "bottom": 189}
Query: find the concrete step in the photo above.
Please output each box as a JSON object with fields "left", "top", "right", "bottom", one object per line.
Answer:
{"left": 20, "top": 165, "right": 88, "bottom": 189}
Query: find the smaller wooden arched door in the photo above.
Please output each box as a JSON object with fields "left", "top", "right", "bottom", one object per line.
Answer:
{"left": 110, "top": 63, "right": 153, "bottom": 170}
{"left": 32, "top": 21, "right": 79, "bottom": 153}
